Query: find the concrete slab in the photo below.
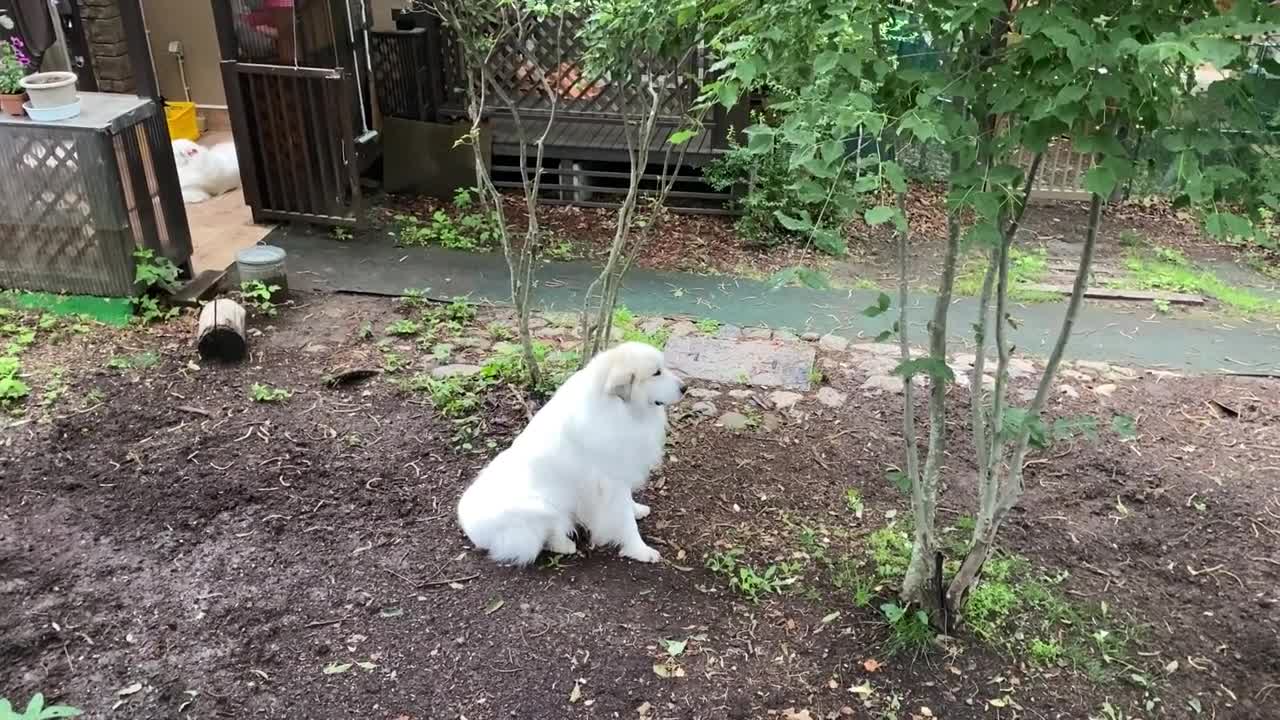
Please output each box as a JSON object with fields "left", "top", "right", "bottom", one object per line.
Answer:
{"left": 665, "top": 335, "right": 815, "bottom": 390}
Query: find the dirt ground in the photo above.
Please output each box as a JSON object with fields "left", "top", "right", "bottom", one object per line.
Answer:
{"left": 2, "top": 292, "right": 1278, "bottom": 720}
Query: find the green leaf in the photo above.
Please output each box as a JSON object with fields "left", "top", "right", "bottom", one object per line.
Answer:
{"left": 768, "top": 267, "right": 830, "bottom": 290}
{"left": 864, "top": 206, "right": 897, "bottom": 226}
{"left": 862, "top": 292, "right": 892, "bottom": 318}
{"left": 999, "top": 407, "right": 1049, "bottom": 449}
{"left": 323, "top": 662, "right": 353, "bottom": 675}
{"left": 1083, "top": 165, "right": 1118, "bottom": 197}
{"left": 668, "top": 129, "right": 697, "bottom": 145}
{"left": 812, "top": 227, "right": 847, "bottom": 256}
{"left": 1052, "top": 415, "right": 1099, "bottom": 441}
{"left": 886, "top": 469, "right": 912, "bottom": 494}
{"left": 882, "top": 161, "right": 907, "bottom": 193}
{"left": 1193, "top": 38, "right": 1241, "bottom": 69}
{"left": 745, "top": 125, "right": 775, "bottom": 153}
{"left": 899, "top": 112, "right": 942, "bottom": 143}
{"left": 775, "top": 210, "right": 812, "bottom": 233}
{"left": 891, "top": 357, "right": 955, "bottom": 385}
{"left": 814, "top": 51, "right": 840, "bottom": 75}
{"left": 1111, "top": 414, "right": 1137, "bottom": 440}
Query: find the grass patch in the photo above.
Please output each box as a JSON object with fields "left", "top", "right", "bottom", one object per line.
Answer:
{"left": 1119, "top": 246, "right": 1280, "bottom": 316}
{"left": 612, "top": 306, "right": 670, "bottom": 348}
{"left": 705, "top": 549, "right": 803, "bottom": 602}
{"left": 955, "top": 247, "right": 1059, "bottom": 303}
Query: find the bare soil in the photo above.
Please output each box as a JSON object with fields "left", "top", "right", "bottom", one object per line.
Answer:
{"left": 2, "top": 293, "right": 1278, "bottom": 719}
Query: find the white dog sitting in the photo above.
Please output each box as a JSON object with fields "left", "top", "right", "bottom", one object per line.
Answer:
{"left": 172, "top": 139, "right": 241, "bottom": 204}
{"left": 457, "top": 342, "right": 685, "bottom": 565}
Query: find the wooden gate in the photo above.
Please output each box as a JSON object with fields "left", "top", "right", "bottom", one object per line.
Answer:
{"left": 210, "top": 0, "right": 379, "bottom": 227}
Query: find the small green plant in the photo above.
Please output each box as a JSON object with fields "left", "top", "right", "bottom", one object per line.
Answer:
{"left": 880, "top": 601, "right": 935, "bottom": 655}
{"left": 400, "top": 288, "right": 431, "bottom": 310}
{"left": 1030, "top": 638, "right": 1064, "bottom": 665}
{"left": 705, "top": 550, "right": 800, "bottom": 602}
{"left": 38, "top": 370, "right": 67, "bottom": 409}
{"left": 443, "top": 297, "right": 476, "bottom": 325}
{"left": 386, "top": 319, "right": 422, "bottom": 337}
{"left": 107, "top": 351, "right": 160, "bottom": 371}
{"left": 844, "top": 488, "right": 864, "bottom": 519}
{"left": 250, "top": 383, "right": 291, "bottom": 403}
{"left": 0, "top": 693, "right": 82, "bottom": 720}
{"left": 395, "top": 193, "right": 500, "bottom": 252}
{"left": 808, "top": 365, "right": 824, "bottom": 385}
{"left": 1122, "top": 246, "right": 1280, "bottom": 316}
{"left": 486, "top": 322, "right": 514, "bottom": 341}
{"left": 866, "top": 525, "right": 912, "bottom": 582}
{"left": 240, "top": 280, "right": 281, "bottom": 317}
{"left": 695, "top": 317, "right": 720, "bottom": 334}
{"left": 331, "top": 226, "right": 353, "bottom": 241}
{"left": 1152, "top": 298, "right": 1172, "bottom": 314}
{"left": 131, "top": 248, "right": 181, "bottom": 324}
{"left": 955, "top": 247, "right": 1056, "bottom": 302}
{"left": 0, "top": 355, "right": 29, "bottom": 405}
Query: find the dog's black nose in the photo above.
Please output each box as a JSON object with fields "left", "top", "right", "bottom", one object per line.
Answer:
{"left": 677, "top": 381, "right": 686, "bottom": 396}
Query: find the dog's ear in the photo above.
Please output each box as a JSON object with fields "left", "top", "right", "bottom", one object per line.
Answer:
{"left": 605, "top": 364, "right": 635, "bottom": 402}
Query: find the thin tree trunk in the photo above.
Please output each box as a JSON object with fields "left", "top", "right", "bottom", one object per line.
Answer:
{"left": 948, "top": 191, "right": 1104, "bottom": 605}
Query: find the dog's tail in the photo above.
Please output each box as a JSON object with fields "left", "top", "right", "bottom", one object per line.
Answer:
{"left": 457, "top": 488, "right": 554, "bottom": 566}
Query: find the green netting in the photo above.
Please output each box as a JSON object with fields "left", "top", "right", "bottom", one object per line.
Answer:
{"left": 5, "top": 292, "right": 134, "bottom": 326}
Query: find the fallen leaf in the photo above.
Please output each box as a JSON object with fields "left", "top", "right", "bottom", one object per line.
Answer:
{"left": 356, "top": 661, "right": 377, "bottom": 671}
{"left": 485, "top": 599, "right": 505, "bottom": 615}
{"left": 661, "top": 638, "right": 688, "bottom": 657}
{"left": 863, "top": 658, "right": 882, "bottom": 672}
{"left": 323, "top": 662, "right": 352, "bottom": 675}
{"left": 1165, "top": 659, "right": 1179, "bottom": 674}
{"left": 636, "top": 701, "right": 653, "bottom": 717}
{"left": 781, "top": 709, "right": 814, "bottom": 720}
{"left": 380, "top": 607, "right": 404, "bottom": 618}
{"left": 989, "top": 697, "right": 1009, "bottom": 708}
{"left": 117, "top": 683, "right": 143, "bottom": 697}
{"left": 652, "top": 663, "right": 671, "bottom": 678}
{"left": 821, "top": 611, "right": 840, "bottom": 624}
{"left": 919, "top": 707, "right": 933, "bottom": 717}
{"left": 448, "top": 582, "right": 465, "bottom": 590}
{"left": 569, "top": 682, "right": 583, "bottom": 703}
{"left": 849, "top": 682, "right": 873, "bottom": 697}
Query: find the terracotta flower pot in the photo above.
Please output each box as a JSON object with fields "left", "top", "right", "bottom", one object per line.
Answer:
{"left": 0, "top": 92, "right": 26, "bottom": 116}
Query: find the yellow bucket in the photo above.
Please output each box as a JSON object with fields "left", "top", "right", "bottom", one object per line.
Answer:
{"left": 165, "top": 102, "right": 200, "bottom": 142}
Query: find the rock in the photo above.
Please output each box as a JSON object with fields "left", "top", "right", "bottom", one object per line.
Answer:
{"left": 302, "top": 342, "right": 329, "bottom": 354}
{"left": 817, "top": 387, "right": 847, "bottom": 408}
{"left": 668, "top": 320, "right": 697, "bottom": 337}
{"left": 1059, "top": 384, "right": 1079, "bottom": 399}
{"left": 453, "top": 336, "right": 492, "bottom": 350}
{"left": 1060, "top": 368, "right": 1091, "bottom": 382}
{"left": 715, "top": 324, "right": 743, "bottom": 339}
{"left": 953, "top": 353, "right": 978, "bottom": 368}
{"left": 1075, "top": 360, "right": 1111, "bottom": 373}
{"left": 729, "top": 389, "right": 754, "bottom": 399}
{"left": 1093, "top": 383, "right": 1117, "bottom": 397}
{"left": 691, "top": 401, "right": 718, "bottom": 417}
{"left": 742, "top": 327, "right": 773, "bottom": 340}
{"left": 687, "top": 388, "right": 722, "bottom": 399}
{"left": 801, "top": 332, "right": 821, "bottom": 342}
{"left": 526, "top": 316, "right": 548, "bottom": 330}
{"left": 718, "top": 412, "right": 751, "bottom": 431}
{"left": 860, "top": 375, "right": 904, "bottom": 394}
{"left": 542, "top": 311, "right": 577, "bottom": 327}
{"left": 761, "top": 413, "right": 782, "bottom": 432}
{"left": 849, "top": 342, "right": 903, "bottom": 357}
{"left": 638, "top": 318, "right": 667, "bottom": 335}
{"left": 1007, "top": 357, "right": 1037, "bottom": 378}
{"left": 432, "top": 364, "right": 482, "bottom": 379}
{"left": 664, "top": 335, "right": 816, "bottom": 390}
{"left": 818, "top": 333, "right": 849, "bottom": 352}
{"left": 534, "top": 326, "right": 570, "bottom": 339}
{"left": 774, "top": 329, "right": 799, "bottom": 342}
{"left": 491, "top": 341, "right": 520, "bottom": 355}
{"left": 1104, "top": 366, "right": 1139, "bottom": 382}
{"left": 768, "top": 390, "right": 803, "bottom": 410}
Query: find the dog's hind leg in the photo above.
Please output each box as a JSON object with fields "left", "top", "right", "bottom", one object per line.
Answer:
{"left": 588, "top": 488, "right": 660, "bottom": 563}
{"left": 631, "top": 501, "right": 651, "bottom": 520}
{"left": 546, "top": 516, "right": 578, "bottom": 555}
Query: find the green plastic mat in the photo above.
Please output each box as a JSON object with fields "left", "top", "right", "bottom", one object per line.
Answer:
{"left": 5, "top": 292, "right": 134, "bottom": 326}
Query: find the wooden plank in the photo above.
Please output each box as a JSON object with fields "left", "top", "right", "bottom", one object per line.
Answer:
{"left": 1021, "top": 283, "right": 1205, "bottom": 305}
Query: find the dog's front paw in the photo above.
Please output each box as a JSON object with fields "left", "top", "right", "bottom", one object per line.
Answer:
{"left": 621, "top": 543, "right": 661, "bottom": 563}
{"left": 547, "top": 535, "right": 577, "bottom": 555}
{"left": 632, "top": 502, "right": 651, "bottom": 520}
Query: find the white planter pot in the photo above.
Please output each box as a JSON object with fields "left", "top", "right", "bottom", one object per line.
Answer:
{"left": 20, "top": 72, "right": 78, "bottom": 110}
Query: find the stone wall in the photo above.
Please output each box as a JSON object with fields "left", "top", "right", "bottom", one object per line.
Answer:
{"left": 78, "top": 0, "right": 134, "bottom": 93}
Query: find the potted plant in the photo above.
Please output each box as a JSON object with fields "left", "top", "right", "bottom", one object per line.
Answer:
{"left": 0, "top": 38, "right": 30, "bottom": 116}
{"left": 20, "top": 68, "right": 78, "bottom": 110}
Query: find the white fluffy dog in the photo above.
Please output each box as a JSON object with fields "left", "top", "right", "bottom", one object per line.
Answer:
{"left": 457, "top": 342, "right": 685, "bottom": 565}
{"left": 172, "top": 139, "right": 241, "bottom": 204}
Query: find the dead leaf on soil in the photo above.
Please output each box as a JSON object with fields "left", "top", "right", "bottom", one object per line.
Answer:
{"left": 356, "top": 660, "right": 377, "bottom": 671}
{"left": 781, "top": 709, "right": 814, "bottom": 720}
{"left": 862, "top": 658, "right": 882, "bottom": 672}
{"left": 323, "top": 662, "right": 353, "bottom": 675}
{"left": 660, "top": 638, "right": 688, "bottom": 657}
{"left": 485, "top": 599, "right": 505, "bottom": 615}
{"left": 569, "top": 682, "right": 583, "bottom": 704}
{"left": 636, "top": 701, "right": 653, "bottom": 717}
{"left": 849, "top": 682, "right": 873, "bottom": 698}
{"left": 117, "top": 682, "right": 143, "bottom": 697}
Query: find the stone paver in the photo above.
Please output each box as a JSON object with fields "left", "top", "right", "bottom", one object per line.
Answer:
{"left": 665, "top": 335, "right": 816, "bottom": 390}
{"left": 432, "top": 364, "right": 482, "bottom": 379}
{"left": 817, "top": 387, "right": 847, "bottom": 408}
{"left": 818, "top": 333, "right": 850, "bottom": 352}
{"left": 768, "top": 391, "right": 802, "bottom": 410}
{"left": 718, "top": 412, "right": 751, "bottom": 431}
{"left": 691, "top": 401, "right": 718, "bottom": 417}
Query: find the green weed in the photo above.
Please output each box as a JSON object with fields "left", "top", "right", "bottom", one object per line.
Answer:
{"left": 955, "top": 247, "right": 1058, "bottom": 303}
{"left": 131, "top": 248, "right": 181, "bottom": 324}
{"left": 880, "top": 602, "right": 935, "bottom": 656}
{"left": 705, "top": 550, "right": 801, "bottom": 602}
{"left": 107, "top": 351, "right": 160, "bottom": 371}
{"left": 1122, "top": 246, "right": 1280, "bottom": 316}
{"left": 250, "top": 383, "right": 291, "bottom": 403}
{"left": 395, "top": 191, "right": 500, "bottom": 251}
{"left": 695, "top": 317, "right": 721, "bottom": 334}
{"left": 239, "top": 280, "right": 281, "bottom": 317}
{"left": 400, "top": 288, "right": 431, "bottom": 310}
{"left": 0, "top": 692, "right": 82, "bottom": 719}
{"left": 386, "top": 319, "right": 422, "bottom": 337}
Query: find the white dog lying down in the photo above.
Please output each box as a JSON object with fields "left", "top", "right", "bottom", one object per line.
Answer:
{"left": 457, "top": 342, "right": 685, "bottom": 565}
{"left": 172, "top": 139, "right": 241, "bottom": 204}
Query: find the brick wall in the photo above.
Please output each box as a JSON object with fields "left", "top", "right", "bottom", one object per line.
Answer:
{"left": 78, "top": 0, "right": 134, "bottom": 93}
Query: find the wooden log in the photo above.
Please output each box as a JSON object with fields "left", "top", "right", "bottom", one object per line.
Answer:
{"left": 1021, "top": 284, "right": 1205, "bottom": 306}
{"left": 197, "top": 299, "right": 248, "bottom": 362}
